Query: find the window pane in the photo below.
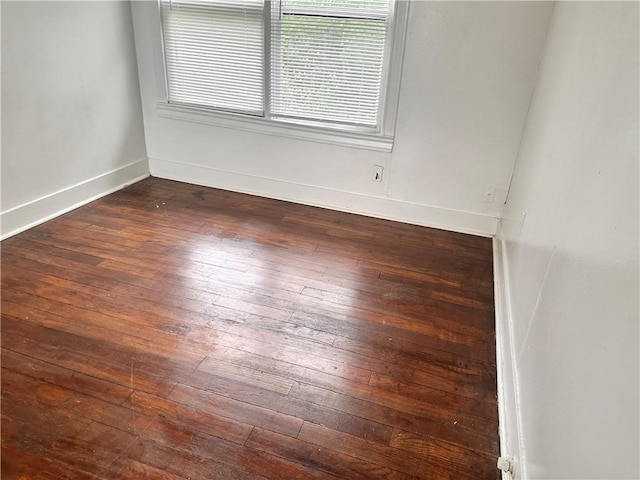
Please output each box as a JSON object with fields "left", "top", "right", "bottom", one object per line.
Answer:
{"left": 162, "top": 0, "right": 264, "bottom": 115}
{"left": 270, "top": 6, "right": 389, "bottom": 128}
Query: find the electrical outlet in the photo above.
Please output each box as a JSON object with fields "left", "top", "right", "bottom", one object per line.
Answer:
{"left": 483, "top": 186, "right": 496, "bottom": 203}
{"left": 373, "top": 165, "right": 383, "bottom": 182}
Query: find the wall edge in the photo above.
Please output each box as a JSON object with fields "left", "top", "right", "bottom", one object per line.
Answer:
{"left": 1, "top": 158, "right": 150, "bottom": 240}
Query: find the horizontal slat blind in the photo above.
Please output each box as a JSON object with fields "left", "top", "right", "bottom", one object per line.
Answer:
{"left": 270, "top": 0, "right": 391, "bottom": 128}
{"left": 161, "top": 0, "right": 265, "bottom": 115}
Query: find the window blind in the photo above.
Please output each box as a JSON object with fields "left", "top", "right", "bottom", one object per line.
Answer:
{"left": 159, "top": 0, "right": 398, "bottom": 133}
{"left": 161, "top": 0, "right": 265, "bottom": 115}
{"left": 270, "top": 0, "right": 392, "bottom": 129}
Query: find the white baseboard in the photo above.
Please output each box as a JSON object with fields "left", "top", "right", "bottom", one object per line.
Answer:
{"left": 149, "top": 157, "right": 498, "bottom": 237}
{"left": 493, "top": 224, "right": 525, "bottom": 479}
{"left": 1, "top": 159, "right": 149, "bottom": 240}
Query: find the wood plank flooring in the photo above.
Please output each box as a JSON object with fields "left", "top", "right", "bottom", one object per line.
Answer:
{"left": 1, "top": 177, "right": 499, "bottom": 479}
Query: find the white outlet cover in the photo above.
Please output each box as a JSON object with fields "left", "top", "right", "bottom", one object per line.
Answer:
{"left": 483, "top": 186, "right": 496, "bottom": 203}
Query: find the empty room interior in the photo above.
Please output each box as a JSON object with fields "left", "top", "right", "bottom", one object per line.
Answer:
{"left": 1, "top": 1, "right": 638, "bottom": 479}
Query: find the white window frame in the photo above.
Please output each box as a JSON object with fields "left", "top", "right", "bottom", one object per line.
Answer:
{"left": 156, "top": 0, "right": 410, "bottom": 152}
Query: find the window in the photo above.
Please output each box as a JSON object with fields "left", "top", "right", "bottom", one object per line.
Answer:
{"left": 161, "top": 0, "right": 265, "bottom": 115}
{"left": 158, "top": 0, "right": 408, "bottom": 150}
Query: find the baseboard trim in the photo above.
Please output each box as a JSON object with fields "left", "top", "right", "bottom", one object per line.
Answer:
{"left": 149, "top": 157, "right": 498, "bottom": 237}
{"left": 493, "top": 224, "right": 525, "bottom": 479}
{"left": 1, "top": 159, "right": 150, "bottom": 240}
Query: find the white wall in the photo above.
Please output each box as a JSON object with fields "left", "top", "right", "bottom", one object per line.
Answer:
{"left": 1, "top": 1, "right": 149, "bottom": 238}
{"left": 131, "top": 1, "right": 553, "bottom": 236}
{"left": 498, "top": 2, "right": 639, "bottom": 478}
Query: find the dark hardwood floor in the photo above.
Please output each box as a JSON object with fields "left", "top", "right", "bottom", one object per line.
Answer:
{"left": 1, "top": 177, "right": 499, "bottom": 479}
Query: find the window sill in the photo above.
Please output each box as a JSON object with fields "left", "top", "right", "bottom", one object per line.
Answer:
{"left": 156, "top": 102, "right": 394, "bottom": 153}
